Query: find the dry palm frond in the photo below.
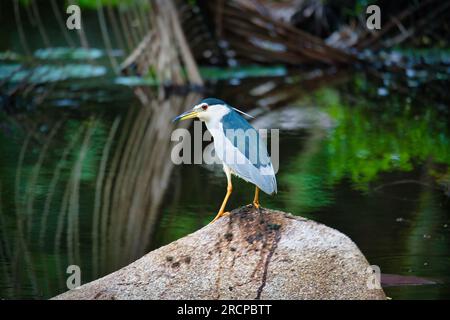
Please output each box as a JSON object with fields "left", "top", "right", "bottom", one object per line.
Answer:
{"left": 206, "top": 0, "right": 357, "bottom": 66}
{"left": 119, "top": 0, "right": 203, "bottom": 88}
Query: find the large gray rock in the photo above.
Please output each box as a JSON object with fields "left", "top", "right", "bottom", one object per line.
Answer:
{"left": 53, "top": 206, "right": 385, "bottom": 300}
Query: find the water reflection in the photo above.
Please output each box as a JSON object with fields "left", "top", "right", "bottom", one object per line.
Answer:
{"left": 0, "top": 72, "right": 449, "bottom": 299}
{"left": 154, "top": 74, "right": 450, "bottom": 300}
{"left": 1, "top": 0, "right": 449, "bottom": 301}
{"left": 0, "top": 90, "right": 200, "bottom": 298}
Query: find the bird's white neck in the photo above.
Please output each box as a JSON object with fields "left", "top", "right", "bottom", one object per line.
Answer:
{"left": 202, "top": 105, "right": 231, "bottom": 137}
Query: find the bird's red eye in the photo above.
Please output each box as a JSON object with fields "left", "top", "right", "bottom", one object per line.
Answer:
{"left": 201, "top": 104, "right": 208, "bottom": 111}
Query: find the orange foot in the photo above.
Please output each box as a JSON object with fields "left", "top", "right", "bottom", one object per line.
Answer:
{"left": 209, "top": 211, "right": 230, "bottom": 224}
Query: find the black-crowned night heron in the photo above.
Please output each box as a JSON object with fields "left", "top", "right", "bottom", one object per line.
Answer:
{"left": 173, "top": 98, "right": 277, "bottom": 223}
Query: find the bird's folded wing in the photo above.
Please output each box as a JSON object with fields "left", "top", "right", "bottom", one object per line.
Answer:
{"left": 218, "top": 110, "right": 277, "bottom": 195}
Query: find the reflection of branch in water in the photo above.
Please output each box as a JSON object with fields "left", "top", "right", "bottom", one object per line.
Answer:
{"left": 0, "top": 183, "right": 14, "bottom": 296}
{"left": 13, "top": 0, "right": 30, "bottom": 56}
{"left": 5, "top": 70, "right": 347, "bottom": 296}
{"left": 53, "top": 156, "right": 71, "bottom": 289}
{"left": 98, "top": 109, "right": 136, "bottom": 275}
{"left": 30, "top": 0, "right": 51, "bottom": 48}
{"left": 3, "top": 97, "right": 200, "bottom": 297}
{"left": 2, "top": 0, "right": 204, "bottom": 298}
{"left": 19, "top": 117, "right": 63, "bottom": 296}
{"left": 38, "top": 120, "right": 86, "bottom": 296}
{"left": 25, "top": 120, "right": 64, "bottom": 233}
{"left": 92, "top": 117, "right": 121, "bottom": 278}
{"left": 49, "top": 0, "right": 75, "bottom": 47}
{"left": 97, "top": 4, "right": 120, "bottom": 73}
{"left": 67, "top": 119, "right": 99, "bottom": 270}
{"left": 97, "top": 92, "right": 201, "bottom": 273}
{"left": 48, "top": 119, "right": 101, "bottom": 291}
{"left": 12, "top": 128, "right": 39, "bottom": 297}
{"left": 39, "top": 124, "right": 85, "bottom": 245}
{"left": 13, "top": 216, "right": 39, "bottom": 297}
{"left": 15, "top": 131, "right": 33, "bottom": 221}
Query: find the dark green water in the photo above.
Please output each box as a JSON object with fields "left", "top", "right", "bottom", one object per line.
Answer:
{"left": 0, "top": 68, "right": 449, "bottom": 299}
{"left": 0, "top": 1, "right": 449, "bottom": 300}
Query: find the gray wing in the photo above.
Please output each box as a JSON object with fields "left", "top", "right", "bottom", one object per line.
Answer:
{"left": 221, "top": 110, "right": 277, "bottom": 195}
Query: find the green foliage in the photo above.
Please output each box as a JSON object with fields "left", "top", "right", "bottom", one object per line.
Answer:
{"left": 282, "top": 84, "right": 449, "bottom": 213}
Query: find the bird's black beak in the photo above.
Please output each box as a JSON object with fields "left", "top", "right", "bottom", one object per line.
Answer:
{"left": 172, "top": 109, "right": 199, "bottom": 123}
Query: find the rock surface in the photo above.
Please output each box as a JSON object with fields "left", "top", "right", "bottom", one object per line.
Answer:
{"left": 53, "top": 206, "right": 386, "bottom": 300}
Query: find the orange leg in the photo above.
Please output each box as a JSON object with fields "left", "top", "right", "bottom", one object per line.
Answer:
{"left": 253, "top": 186, "right": 260, "bottom": 209}
{"left": 210, "top": 166, "right": 232, "bottom": 223}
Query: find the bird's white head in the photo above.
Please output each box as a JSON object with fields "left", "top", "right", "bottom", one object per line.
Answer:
{"left": 172, "top": 98, "right": 229, "bottom": 124}
{"left": 172, "top": 98, "right": 252, "bottom": 124}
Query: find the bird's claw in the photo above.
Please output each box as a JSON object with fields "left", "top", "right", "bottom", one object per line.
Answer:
{"left": 209, "top": 211, "right": 230, "bottom": 224}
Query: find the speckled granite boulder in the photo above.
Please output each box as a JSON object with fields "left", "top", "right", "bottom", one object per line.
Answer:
{"left": 53, "top": 206, "right": 385, "bottom": 300}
